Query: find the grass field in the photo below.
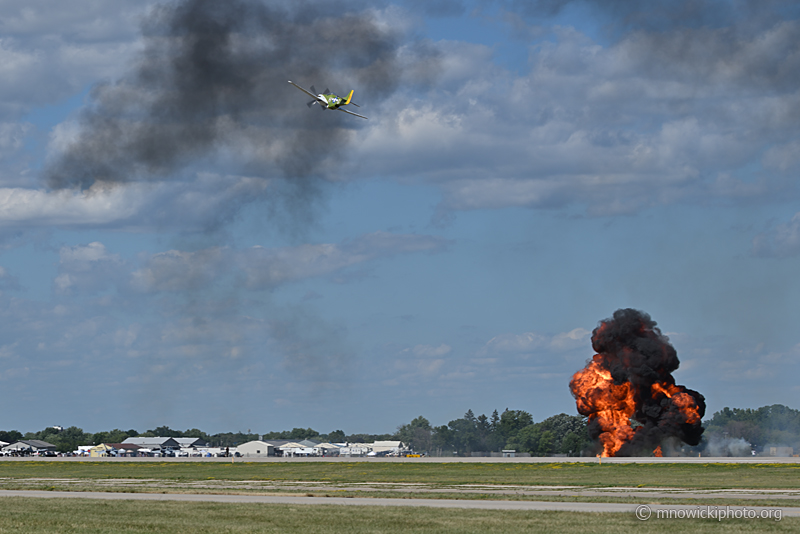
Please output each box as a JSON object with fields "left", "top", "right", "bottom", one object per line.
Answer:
{"left": 0, "top": 497, "right": 796, "bottom": 534}
{"left": 2, "top": 461, "right": 800, "bottom": 489}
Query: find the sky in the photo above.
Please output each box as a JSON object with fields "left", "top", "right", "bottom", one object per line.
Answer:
{"left": 1, "top": 0, "right": 799, "bottom": 435}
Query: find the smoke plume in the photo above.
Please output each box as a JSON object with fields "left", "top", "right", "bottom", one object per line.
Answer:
{"left": 569, "top": 308, "right": 706, "bottom": 456}
{"left": 44, "top": 0, "right": 438, "bottom": 191}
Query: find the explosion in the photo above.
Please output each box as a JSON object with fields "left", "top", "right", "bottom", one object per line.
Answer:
{"left": 569, "top": 309, "right": 705, "bottom": 457}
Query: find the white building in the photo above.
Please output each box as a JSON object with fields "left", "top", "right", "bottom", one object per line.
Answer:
{"left": 236, "top": 441, "right": 274, "bottom": 457}
{"left": 371, "top": 441, "right": 404, "bottom": 454}
{"left": 340, "top": 444, "right": 371, "bottom": 457}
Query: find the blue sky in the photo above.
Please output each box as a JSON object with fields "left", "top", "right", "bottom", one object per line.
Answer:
{"left": 1, "top": 0, "right": 799, "bottom": 435}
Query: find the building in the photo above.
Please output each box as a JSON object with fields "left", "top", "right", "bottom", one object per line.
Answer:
{"left": 174, "top": 437, "right": 209, "bottom": 448}
{"left": 339, "top": 444, "right": 371, "bottom": 457}
{"left": 1, "top": 440, "right": 57, "bottom": 455}
{"left": 104, "top": 443, "right": 141, "bottom": 457}
{"left": 122, "top": 437, "right": 181, "bottom": 453}
{"left": 315, "top": 443, "right": 341, "bottom": 456}
{"left": 371, "top": 441, "right": 403, "bottom": 455}
{"left": 768, "top": 446, "right": 794, "bottom": 457}
{"left": 236, "top": 441, "right": 274, "bottom": 457}
{"left": 90, "top": 444, "right": 115, "bottom": 457}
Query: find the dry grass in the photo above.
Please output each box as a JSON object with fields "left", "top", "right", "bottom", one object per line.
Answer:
{"left": 0, "top": 497, "right": 796, "bottom": 534}
{"left": 1, "top": 461, "right": 799, "bottom": 489}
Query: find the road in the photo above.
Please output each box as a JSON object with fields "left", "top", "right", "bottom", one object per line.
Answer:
{"left": 1, "top": 489, "right": 798, "bottom": 517}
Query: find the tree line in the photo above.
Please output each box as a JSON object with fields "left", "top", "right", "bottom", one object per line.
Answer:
{"left": 395, "top": 410, "right": 592, "bottom": 456}
{"left": 703, "top": 404, "right": 800, "bottom": 452}
{"left": 4, "top": 404, "right": 795, "bottom": 456}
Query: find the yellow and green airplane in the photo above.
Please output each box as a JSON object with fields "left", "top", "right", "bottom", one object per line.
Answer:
{"left": 288, "top": 81, "right": 368, "bottom": 120}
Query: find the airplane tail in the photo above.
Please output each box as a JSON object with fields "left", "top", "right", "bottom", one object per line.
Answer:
{"left": 345, "top": 90, "right": 354, "bottom": 105}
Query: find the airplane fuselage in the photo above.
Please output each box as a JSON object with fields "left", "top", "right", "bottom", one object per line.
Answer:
{"left": 319, "top": 93, "right": 344, "bottom": 110}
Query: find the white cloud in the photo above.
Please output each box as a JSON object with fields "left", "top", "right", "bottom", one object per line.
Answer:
{"left": 239, "top": 232, "right": 449, "bottom": 289}
{"left": 0, "top": 122, "right": 32, "bottom": 159}
{"left": 131, "top": 248, "right": 228, "bottom": 293}
{"left": 481, "top": 332, "right": 549, "bottom": 354}
{"left": 0, "top": 0, "right": 147, "bottom": 118}
{"left": 0, "top": 185, "right": 144, "bottom": 227}
{"left": 481, "top": 328, "right": 591, "bottom": 356}
{"left": 393, "top": 343, "right": 452, "bottom": 380}
{"left": 752, "top": 212, "right": 800, "bottom": 258}
{"left": 408, "top": 343, "right": 452, "bottom": 357}
{"left": 55, "top": 241, "right": 125, "bottom": 294}
{"left": 0, "top": 173, "right": 270, "bottom": 232}
{"left": 550, "top": 328, "right": 591, "bottom": 351}
{"left": 354, "top": 20, "right": 800, "bottom": 217}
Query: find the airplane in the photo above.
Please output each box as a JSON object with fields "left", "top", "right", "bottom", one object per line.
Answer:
{"left": 288, "top": 81, "right": 368, "bottom": 120}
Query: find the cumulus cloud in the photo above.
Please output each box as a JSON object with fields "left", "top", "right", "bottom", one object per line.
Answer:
{"left": 480, "top": 327, "right": 590, "bottom": 355}
{"left": 0, "top": 0, "right": 145, "bottom": 119}
{"left": 752, "top": 212, "right": 800, "bottom": 257}
{"left": 0, "top": 173, "right": 269, "bottom": 232}
{"left": 389, "top": 343, "right": 452, "bottom": 382}
{"left": 56, "top": 232, "right": 448, "bottom": 296}
{"left": 238, "top": 232, "right": 449, "bottom": 289}
{"left": 354, "top": 10, "right": 800, "bottom": 218}
{"left": 0, "top": 265, "right": 20, "bottom": 292}
{"left": 406, "top": 343, "right": 452, "bottom": 357}
{"left": 131, "top": 248, "right": 228, "bottom": 293}
{"left": 54, "top": 242, "right": 126, "bottom": 295}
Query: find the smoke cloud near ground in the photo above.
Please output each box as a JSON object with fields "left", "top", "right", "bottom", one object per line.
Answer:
{"left": 44, "top": 0, "right": 439, "bottom": 192}
{"left": 704, "top": 435, "right": 753, "bottom": 457}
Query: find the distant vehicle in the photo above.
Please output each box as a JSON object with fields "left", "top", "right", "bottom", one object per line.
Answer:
{"left": 288, "top": 81, "right": 368, "bottom": 120}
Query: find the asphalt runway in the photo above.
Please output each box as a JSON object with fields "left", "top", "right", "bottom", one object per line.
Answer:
{"left": 1, "top": 489, "right": 798, "bottom": 517}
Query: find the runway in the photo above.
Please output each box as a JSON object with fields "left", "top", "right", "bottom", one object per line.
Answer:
{"left": 1, "top": 489, "right": 798, "bottom": 517}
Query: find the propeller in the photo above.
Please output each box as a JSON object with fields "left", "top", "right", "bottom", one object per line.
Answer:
{"left": 323, "top": 88, "right": 330, "bottom": 94}
{"left": 310, "top": 85, "right": 317, "bottom": 94}
{"left": 307, "top": 100, "right": 316, "bottom": 108}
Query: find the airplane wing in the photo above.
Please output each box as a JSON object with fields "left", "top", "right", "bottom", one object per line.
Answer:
{"left": 288, "top": 81, "right": 321, "bottom": 101}
{"left": 338, "top": 107, "right": 368, "bottom": 120}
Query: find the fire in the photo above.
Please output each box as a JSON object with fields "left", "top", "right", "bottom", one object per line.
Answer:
{"left": 570, "top": 309, "right": 706, "bottom": 457}
{"left": 569, "top": 357, "right": 636, "bottom": 457}
{"left": 650, "top": 382, "right": 702, "bottom": 425}
{"left": 653, "top": 445, "right": 663, "bottom": 457}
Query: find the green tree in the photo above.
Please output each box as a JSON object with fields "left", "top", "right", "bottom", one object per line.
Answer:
{"left": 147, "top": 426, "right": 183, "bottom": 437}
{"left": 326, "top": 430, "right": 346, "bottom": 443}
{"left": 497, "top": 409, "right": 533, "bottom": 444}
{"left": 507, "top": 425, "right": 542, "bottom": 455}
{"left": 0, "top": 430, "right": 23, "bottom": 443}
{"left": 396, "top": 416, "right": 432, "bottom": 452}
{"left": 431, "top": 425, "right": 453, "bottom": 454}
{"left": 538, "top": 430, "right": 555, "bottom": 456}
{"left": 704, "top": 404, "right": 800, "bottom": 452}
{"left": 344, "top": 433, "right": 394, "bottom": 443}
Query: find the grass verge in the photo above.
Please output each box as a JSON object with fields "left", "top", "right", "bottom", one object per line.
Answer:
{"left": 0, "top": 497, "right": 796, "bottom": 534}
{"left": 2, "top": 461, "right": 800, "bottom": 488}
